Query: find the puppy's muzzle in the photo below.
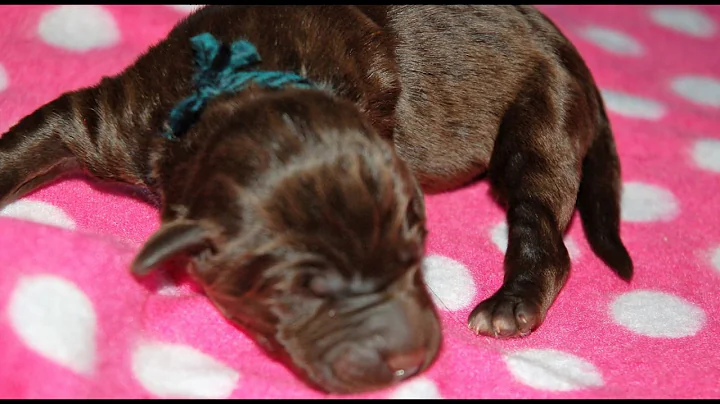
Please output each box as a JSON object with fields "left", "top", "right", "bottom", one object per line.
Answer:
{"left": 306, "top": 293, "right": 441, "bottom": 394}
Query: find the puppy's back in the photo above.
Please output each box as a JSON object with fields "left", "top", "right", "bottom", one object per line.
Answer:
{"left": 385, "top": 5, "right": 602, "bottom": 191}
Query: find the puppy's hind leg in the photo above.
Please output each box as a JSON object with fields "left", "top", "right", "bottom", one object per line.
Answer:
{"left": 0, "top": 78, "right": 161, "bottom": 209}
{"left": 468, "top": 68, "right": 584, "bottom": 338}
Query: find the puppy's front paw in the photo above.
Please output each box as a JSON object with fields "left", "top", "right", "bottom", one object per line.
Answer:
{"left": 467, "top": 289, "right": 543, "bottom": 338}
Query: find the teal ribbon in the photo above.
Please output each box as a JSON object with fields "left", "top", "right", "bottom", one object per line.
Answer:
{"left": 162, "top": 33, "right": 315, "bottom": 140}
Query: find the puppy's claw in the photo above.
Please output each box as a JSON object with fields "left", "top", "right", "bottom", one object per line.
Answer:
{"left": 518, "top": 313, "right": 528, "bottom": 324}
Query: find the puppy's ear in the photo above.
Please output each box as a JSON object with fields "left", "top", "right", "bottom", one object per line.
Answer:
{"left": 131, "top": 220, "right": 215, "bottom": 277}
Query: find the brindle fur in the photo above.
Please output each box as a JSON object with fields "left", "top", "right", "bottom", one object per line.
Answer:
{"left": 0, "top": 5, "right": 632, "bottom": 395}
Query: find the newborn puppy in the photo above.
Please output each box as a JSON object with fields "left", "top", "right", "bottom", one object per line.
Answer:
{"left": 0, "top": 5, "right": 633, "bottom": 394}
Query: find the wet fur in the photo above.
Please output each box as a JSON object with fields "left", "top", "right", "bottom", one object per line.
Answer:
{"left": 0, "top": 5, "right": 632, "bottom": 394}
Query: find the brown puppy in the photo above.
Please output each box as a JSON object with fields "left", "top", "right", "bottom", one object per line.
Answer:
{"left": 0, "top": 5, "right": 632, "bottom": 395}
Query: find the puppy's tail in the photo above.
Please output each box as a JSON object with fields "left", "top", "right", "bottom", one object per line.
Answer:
{"left": 576, "top": 97, "right": 633, "bottom": 281}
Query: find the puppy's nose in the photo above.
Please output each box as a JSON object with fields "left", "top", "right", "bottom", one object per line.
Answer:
{"left": 386, "top": 347, "right": 427, "bottom": 380}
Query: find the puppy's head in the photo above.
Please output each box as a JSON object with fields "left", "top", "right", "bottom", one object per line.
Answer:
{"left": 133, "top": 89, "right": 442, "bottom": 394}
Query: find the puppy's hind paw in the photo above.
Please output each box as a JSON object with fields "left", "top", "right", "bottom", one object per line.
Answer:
{"left": 467, "top": 291, "right": 543, "bottom": 339}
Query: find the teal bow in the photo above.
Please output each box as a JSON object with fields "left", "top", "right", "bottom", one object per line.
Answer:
{"left": 162, "top": 33, "right": 315, "bottom": 140}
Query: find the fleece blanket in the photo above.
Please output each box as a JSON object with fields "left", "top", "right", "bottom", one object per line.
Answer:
{"left": 0, "top": 5, "right": 718, "bottom": 399}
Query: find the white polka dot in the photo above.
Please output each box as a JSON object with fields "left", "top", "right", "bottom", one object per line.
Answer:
{"left": 504, "top": 349, "right": 603, "bottom": 391}
{"left": 167, "top": 5, "right": 204, "bottom": 13}
{"left": 490, "top": 222, "right": 510, "bottom": 253}
{"left": 691, "top": 138, "right": 720, "bottom": 173}
{"left": 0, "top": 63, "right": 7, "bottom": 92}
{"left": 620, "top": 182, "right": 679, "bottom": 222}
{"left": 671, "top": 75, "right": 720, "bottom": 108}
{"left": 131, "top": 341, "right": 239, "bottom": 399}
{"left": 490, "top": 222, "right": 581, "bottom": 261}
{"left": 1, "top": 199, "right": 76, "bottom": 230}
{"left": 650, "top": 7, "right": 717, "bottom": 38}
{"left": 421, "top": 255, "right": 476, "bottom": 311}
{"left": 389, "top": 377, "right": 443, "bottom": 399}
{"left": 601, "top": 90, "right": 666, "bottom": 120}
{"left": 157, "top": 284, "right": 183, "bottom": 297}
{"left": 710, "top": 246, "right": 720, "bottom": 274}
{"left": 7, "top": 274, "right": 96, "bottom": 375}
{"left": 38, "top": 5, "right": 120, "bottom": 52}
{"left": 611, "top": 290, "right": 706, "bottom": 338}
{"left": 580, "top": 26, "right": 643, "bottom": 56}
{"left": 156, "top": 274, "right": 196, "bottom": 297}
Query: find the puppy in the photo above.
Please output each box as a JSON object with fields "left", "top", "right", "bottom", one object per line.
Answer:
{"left": 0, "top": 5, "right": 633, "bottom": 395}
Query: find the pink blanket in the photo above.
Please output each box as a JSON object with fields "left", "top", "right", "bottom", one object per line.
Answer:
{"left": 1, "top": 5, "right": 719, "bottom": 399}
